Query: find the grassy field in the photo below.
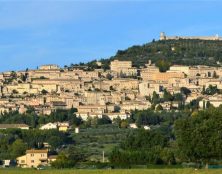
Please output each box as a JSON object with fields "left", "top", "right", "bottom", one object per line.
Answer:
{"left": 1, "top": 169, "right": 222, "bottom": 174}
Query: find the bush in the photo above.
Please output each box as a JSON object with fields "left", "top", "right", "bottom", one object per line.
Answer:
{"left": 51, "top": 153, "right": 75, "bottom": 169}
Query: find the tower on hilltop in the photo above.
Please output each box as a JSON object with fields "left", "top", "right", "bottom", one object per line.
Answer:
{"left": 160, "top": 32, "right": 166, "bottom": 40}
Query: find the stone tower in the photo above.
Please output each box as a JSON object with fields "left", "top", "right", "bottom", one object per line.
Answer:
{"left": 160, "top": 32, "right": 166, "bottom": 40}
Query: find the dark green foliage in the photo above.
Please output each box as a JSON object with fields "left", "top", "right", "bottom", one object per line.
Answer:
{"left": 41, "top": 89, "right": 48, "bottom": 95}
{"left": 202, "top": 85, "right": 221, "bottom": 95}
{"left": 86, "top": 60, "right": 100, "bottom": 71}
{"left": 155, "top": 59, "right": 171, "bottom": 72}
{"left": 163, "top": 89, "right": 174, "bottom": 102}
{"left": 52, "top": 146, "right": 88, "bottom": 168}
{"left": 156, "top": 104, "right": 163, "bottom": 111}
{"left": 0, "top": 129, "right": 72, "bottom": 160}
{"left": 149, "top": 90, "right": 186, "bottom": 110}
{"left": 67, "top": 145, "right": 87, "bottom": 164}
{"left": 151, "top": 91, "right": 161, "bottom": 105}
{"left": 69, "top": 39, "right": 222, "bottom": 70}
{"left": 121, "top": 129, "right": 168, "bottom": 150}
{"left": 132, "top": 109, "right": 189, "bottom": 127}
{"left": 51, "top": 153, "right": 75, "bottom": 169}
{"left": 97, "top": 115, "right": 112, "bottom": 125}
{"left": 40, "top": 76, "right": 47, "bottom": 79}
{"left": 0, "top": 109, "right": 81, "bottom": 128}
{"left": 12, "top": 89, "right": 18, "bottom": 94}
{"left": 109, "top": 130, "right": 171, "bottom": 166}
{"left": 133, "top": 109, "right": 162, "bottom": 127}
{"left": 0, "top": 111, "right": 38, "bottom": 127}
{"left": 175, "top": 106, "right": 222, "bottom": 165}
{"left": 109, "top": 40, "right": 222, "bottom": 68}
{"left": 185, "top": 98, "right": 201, "bottom": 111}
{"left": 180, "top": 87, "right": 191, "bottom": 97}
{"left": 9, "top": 139, "right": 27, "bottom": 159}
{"left": 109, "top": 110, "right": 190, "bottom": 167}
{"left": 83, "top": 116, "right": 112, "bottom": 128}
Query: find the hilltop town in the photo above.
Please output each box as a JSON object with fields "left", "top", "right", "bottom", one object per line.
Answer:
{"left": 0, "top": 58, "right": 221, "bottom": 120}
{"left": 1, "top": 37, "right": 222, "bottom": 170}
{"left": 2, "top": 1, "right": 222, "bottom": 172}
{"left": 160, "top": 32, "right": 222, "bottom": 41}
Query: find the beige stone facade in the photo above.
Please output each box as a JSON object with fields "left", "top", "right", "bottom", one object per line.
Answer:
{"left": 17, "top": 149, "right": 56, "bottom": 168}
{"left": 1, "top": 62, "right": 222, "bottom": 118}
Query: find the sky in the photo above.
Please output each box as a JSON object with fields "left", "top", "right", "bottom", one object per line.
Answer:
{"left": 0, "top": 0, "right": 222, "bottom": 72}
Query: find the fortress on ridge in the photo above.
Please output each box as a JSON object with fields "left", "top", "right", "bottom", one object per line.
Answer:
{"left": 160, "top": 32, "right": 222, "bottom": 41}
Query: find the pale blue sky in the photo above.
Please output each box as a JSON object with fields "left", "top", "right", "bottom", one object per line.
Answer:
{"left": 0, "top": 0, "right": 222, "bottom": 72}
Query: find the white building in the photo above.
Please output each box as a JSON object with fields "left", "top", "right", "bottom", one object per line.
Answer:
{"left": 40, "top": 122, "right": 57, "bottom": 130}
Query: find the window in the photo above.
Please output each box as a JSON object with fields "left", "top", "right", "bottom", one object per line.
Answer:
{"left": 31, "top": 154, "right": 34, "bottom": 157}
{"left": 41, "top": 154, "right": 44, "bottom": 157}
{"left": 31, "top": 160, "right": 34, "bottom": 163}
{"left": 21, "top": 160, "right": 25, "bottom": 163}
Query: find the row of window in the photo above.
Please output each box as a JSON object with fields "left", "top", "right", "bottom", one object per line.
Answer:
{"left": 30, "top": 154, "right": 45, "bottom": 157}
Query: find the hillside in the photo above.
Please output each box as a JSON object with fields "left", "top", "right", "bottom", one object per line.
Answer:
{"left": 93, "top": 39, "right": 222, "bottom": 69}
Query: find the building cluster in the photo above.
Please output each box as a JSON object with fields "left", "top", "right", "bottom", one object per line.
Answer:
{"left": 160, "top": 32, "right": 222, "bottom": 41}
{"left": 0, "top": 122, "right": 70, "bottom": 131}
{"left": 1, "top": 60, "right": 222, "bottom": 121}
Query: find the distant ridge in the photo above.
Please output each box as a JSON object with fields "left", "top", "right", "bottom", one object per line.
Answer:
{"left": 98, "top": 37, "right": 222, "bottom": 68}
{"left": 160, "top": 32, "right": 222, "bottom": 41}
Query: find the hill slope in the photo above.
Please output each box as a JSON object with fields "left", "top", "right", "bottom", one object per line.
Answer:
{"left": 102, "top": 39, "right": 222, "bottom": 68}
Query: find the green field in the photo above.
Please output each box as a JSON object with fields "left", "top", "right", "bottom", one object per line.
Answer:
{"left": 1, "top": 169, "right": 222, "bottom": 174}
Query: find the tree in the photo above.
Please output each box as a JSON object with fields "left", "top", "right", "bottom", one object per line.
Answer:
{"left": 152, "top": 91, "right": 160, "bottom": 105}
{"left": 155, "top": 59, "right": 171, "bottom": 72}
{"left": 109, "top": 129, "right": 169, "bottom": 166}
{"left": 21, "top": 74, "right": 28, "bottom": 82}
{"left": 41, "top": 89, "right": 48, "bottom": 95}
{"left": 206, "top": 101, "right": 212, "bottom": 109}
{"left": 12, "top": 89, "right": 18, "bottom": 94}
{"left": 67, "top": 146, "right": 87, "bottom": 164}
{"left": 175, "top": 106, "right": 222, "bottom": 167}
{"left": 48, "top": 136, "right": 63, "bottom": 151}
{"left": 98, "top": 116, "right": 112, "bottom": 125}
{"left": 174, "top": 93, "right": 184, "bottom": 110}
{"left": 10, "top": 139, "right": 27, "bottom": 159}
{"left": 202, "top": 85, "right": 219, "bottom": 95}
{"left": 51, "top": 153, "right": 75, "bottom": 169}
{"left": 161, "top": 148, "right": 176, "bottom": 165}
{"left": 135, "top": 115, "right": 143, "bottom": 127}
{"left": 163, "top": 89, "right": 173, "bottom": 101}
{"left": 120, "top": 120, "right": 128, "bottom": 128}
{"left": 156, "top": 104, "right": 163, "bottom": 111}
{"left": 69, "top": 114, "right": 82, "bottom": 127}
{"left": 10, "top": 71, "right": 17, "bottom": 79}
{"left": 30, "top": 113, "right": 38, "bottom": 128}
{"left": 187, "top": 99, "right": 200, "bottom": 111}
{"left": 180, "top": 87, "right": 191, "bottom": 97}
{"left": 91, "top": 117, "right": 99, "bottom": 128}
{"left": 40, "top": 76, "right": 47, "bottom": 79}
{"left": 113, "top": 117, "right": 121, "bottom": 127}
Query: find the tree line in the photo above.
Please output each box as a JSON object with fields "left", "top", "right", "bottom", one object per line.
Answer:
{"left": 0, "top": 129, "right": 72, "bottom": 160}
{"left": 109, "top": 105, "right": 222, "bottom": 168}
